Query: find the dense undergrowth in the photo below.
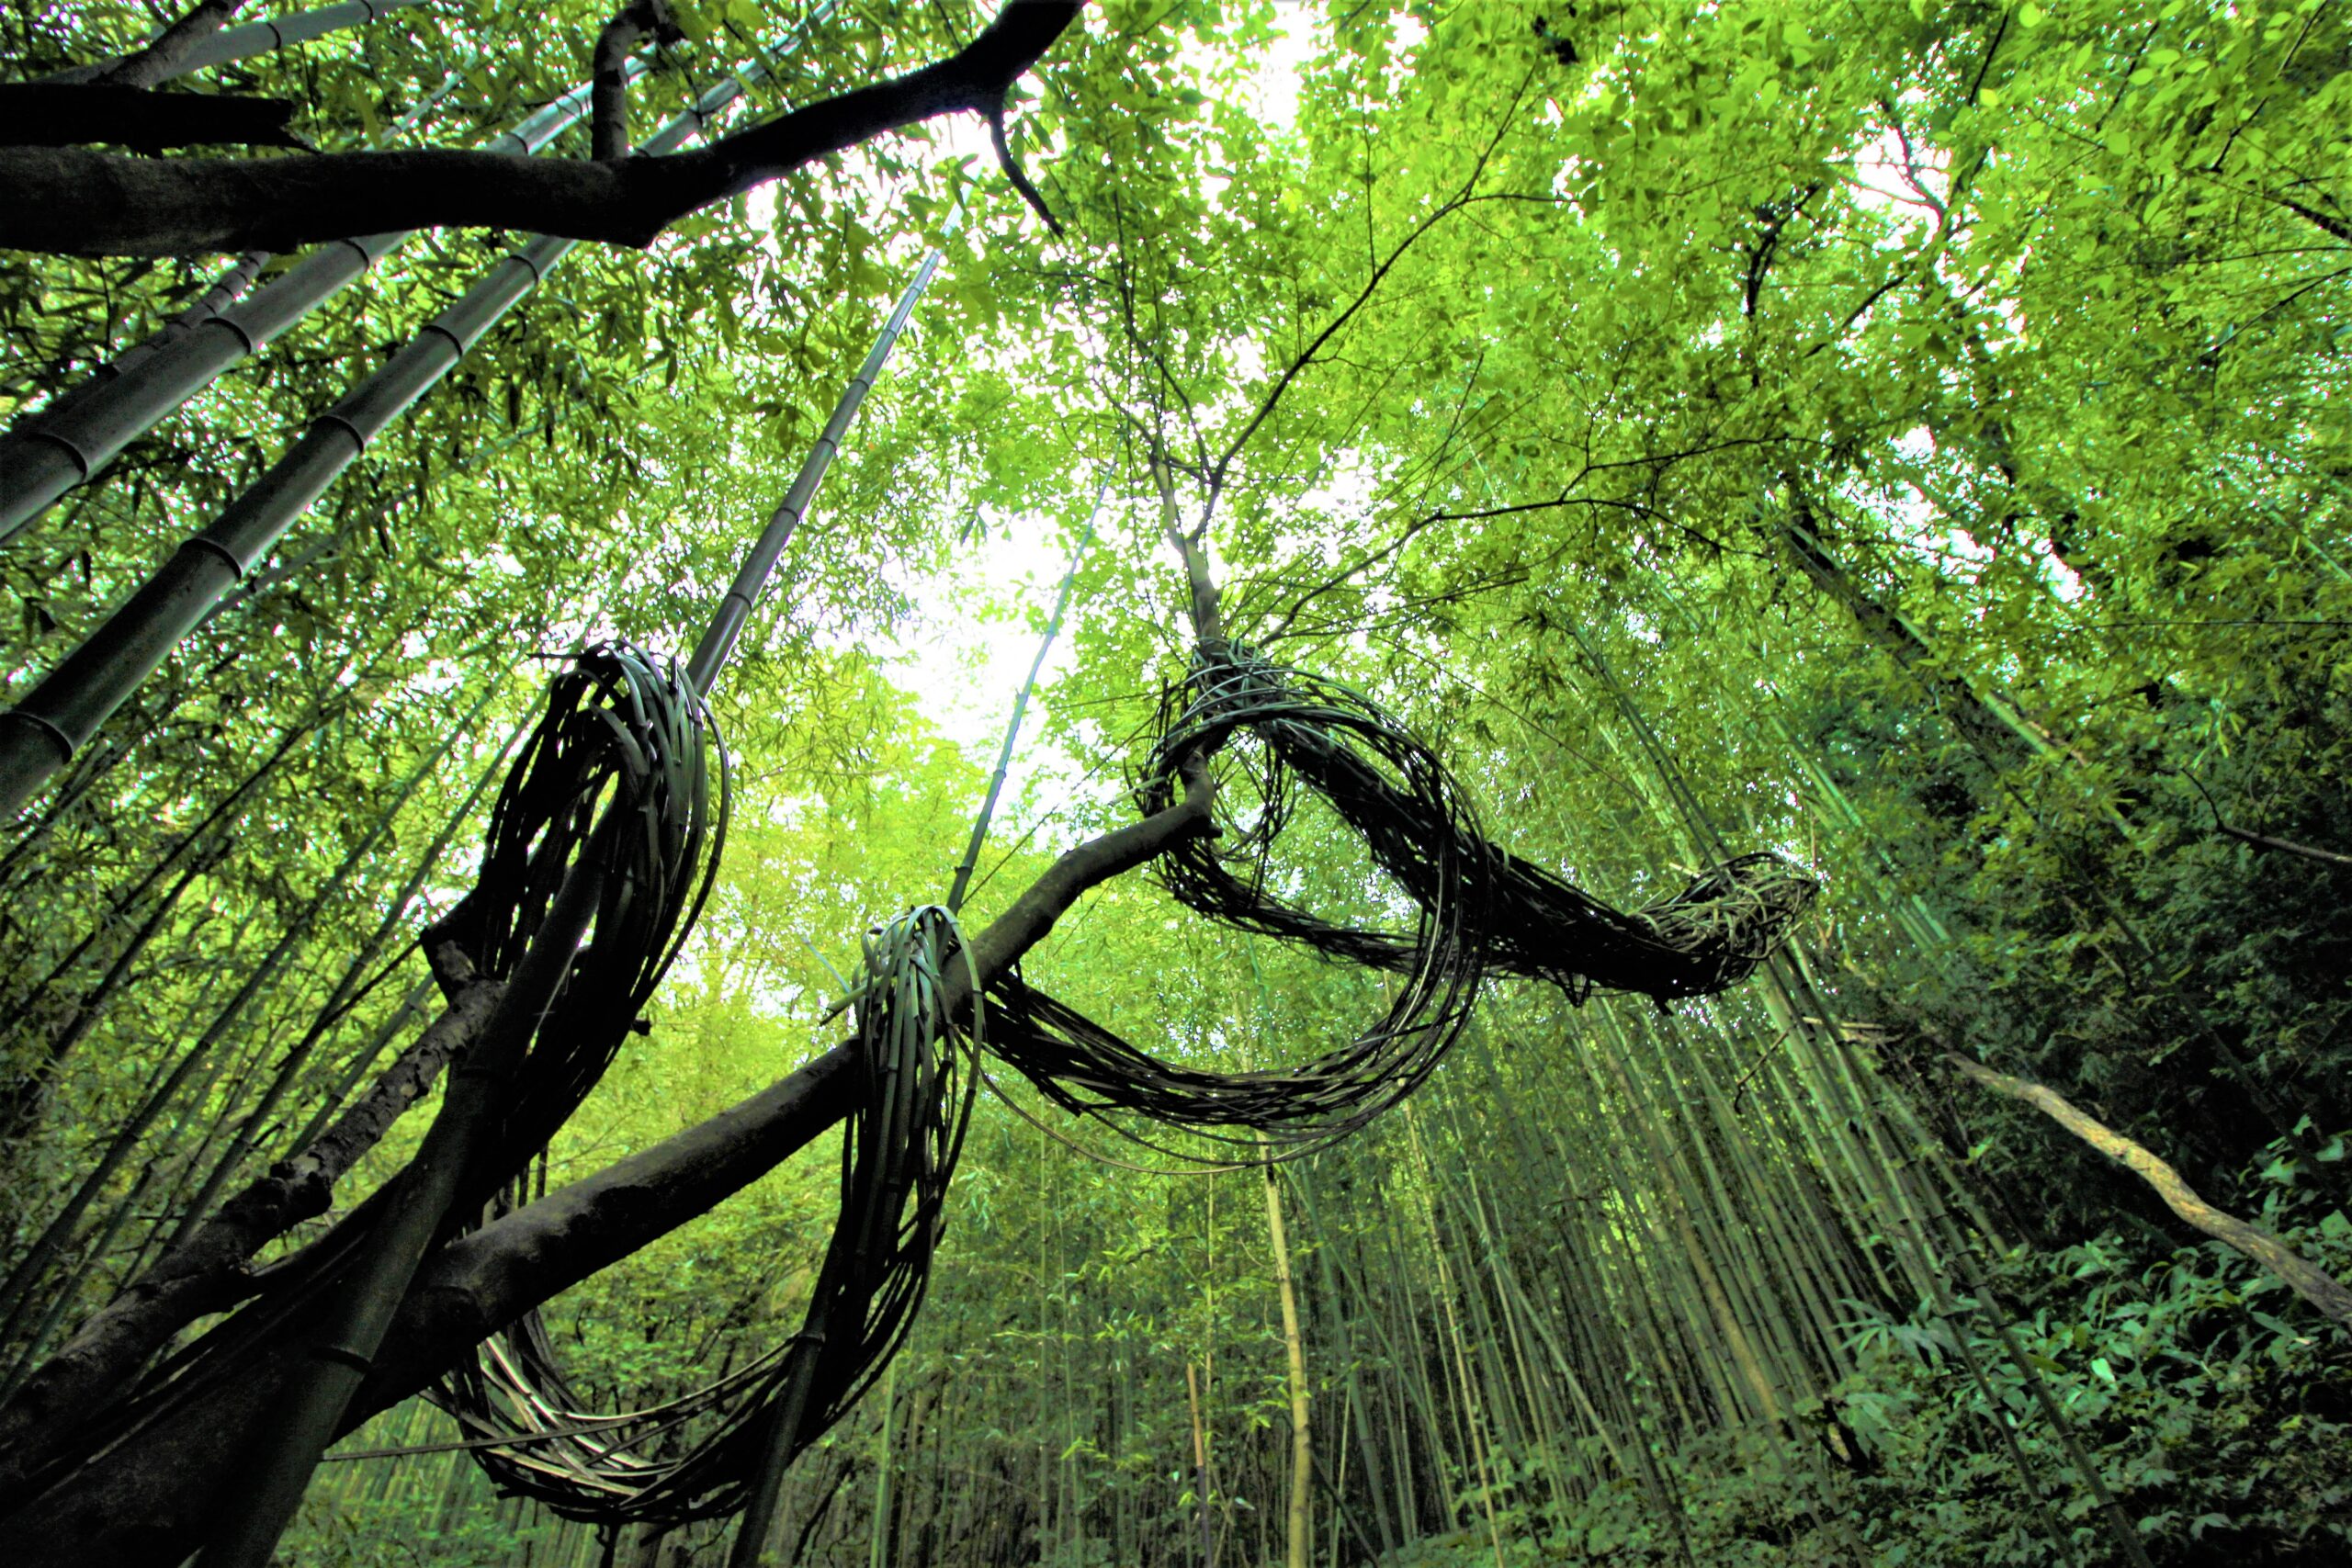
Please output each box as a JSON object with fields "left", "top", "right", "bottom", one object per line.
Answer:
{"left": 1389, "top": 1168, "right": 2352, "bottom": 1568}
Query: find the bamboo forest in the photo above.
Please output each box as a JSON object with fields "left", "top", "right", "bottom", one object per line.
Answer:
{"left": 3, "top": 0, "right": 2350, "bottom": 1562}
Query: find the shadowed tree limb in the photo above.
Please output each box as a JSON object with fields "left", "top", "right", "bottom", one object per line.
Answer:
{"left": 2216, "top": 823, "right": 2352, "bottom": 869}
{"left": 2178, "top": 766, "right": 2352, "bottom": 870}
{"left": 0, "top": 85, "right": 302, "bottom": 152}
{"left": 591, "top": 0, "right": 683, "bottom": 161}
{"left": 988, "top": 101, "right": 1062, "bottom": 233}
{"left": 0, "top": 0, "right": 1084, "bottom": 257}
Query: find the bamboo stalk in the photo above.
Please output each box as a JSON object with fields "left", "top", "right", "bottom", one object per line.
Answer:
{"left": 0, "top": 62, "right": 751, "bottom": 817}
{"left": 1258, "top": 1138, "right": 1311, "bottom": 1568}
{"left": 944, "top": 491, "right": 1100, "bottom": 913}
{"left": 0, "top": 52, "right": 628, "bottom": 545}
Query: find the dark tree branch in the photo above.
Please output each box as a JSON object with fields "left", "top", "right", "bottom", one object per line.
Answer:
{"left": 1741, "top": 181, "right": 1822, "bottom": 318}
{"left": 2179, "top": 765, "right": 2352, "bottom": 868}
{"left": 0, "top": 84, "right": 302, "bottom": 152}
{"left": 2269, "top": 191, "right": 2352, "bottom": 246}
{"left": 988, "top": 102, "right": 1062, "bottom": 233}
{"left": 96, "top": 0, "right": 254, "bottom": 91}
{"left": 591, "top": 0, "right": 683, "bottom": 162}
{"left": 0, "top": 0, "right": 1085, "bottom": 257}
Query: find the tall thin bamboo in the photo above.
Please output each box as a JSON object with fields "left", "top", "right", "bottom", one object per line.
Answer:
{"left": 944, "top": 490, "right": 1100, "bottom": 913}
{"left": 160, "top": 684, "right": 518, "bottom": 1248}
{"left": 718, "top": 238, "right": 958, "bottom": 1568}
{"left": 0, "top": 53, "right": 648, "bottom": 543}
{"left": 0, "top": 52, "right": 781, "bottom": 816}
{"left": 0, "top": 685, "right": 479, "bottom": 1340}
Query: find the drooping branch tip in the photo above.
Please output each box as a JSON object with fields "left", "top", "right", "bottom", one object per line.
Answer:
{"left": 989, "top": 101, "right": 1063, "bottom": 236}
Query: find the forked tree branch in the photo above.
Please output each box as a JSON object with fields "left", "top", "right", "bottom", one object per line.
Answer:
{"left": 0, "top": 753, "right": 1215, "bottom": 1566}
{"left": 0, "top": 0, "right": 1084, "bottom": 257}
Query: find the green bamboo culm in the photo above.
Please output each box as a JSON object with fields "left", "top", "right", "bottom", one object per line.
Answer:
{"left": 943, "top": 482, "right": 1103, "bottom": 915}
{"left": 0, "top": 50, "right": 804, "bottom": 819}
{"left": 36, "top": 0, "right": 436, "bottom": 88}
{"left": 717, "top": 237, "right": 958, "bottom": 1567}
{"left": 0, "top": 51, "right": 624, "bottom": 549}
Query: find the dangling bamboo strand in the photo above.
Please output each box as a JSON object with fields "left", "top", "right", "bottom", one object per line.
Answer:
{"left": 943, "top": 486, "right": 1101, "bottom": 914}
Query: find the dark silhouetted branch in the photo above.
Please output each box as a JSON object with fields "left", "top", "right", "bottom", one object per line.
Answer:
{"left": 0, "top": 0, "right": 1083, "bottom": 256}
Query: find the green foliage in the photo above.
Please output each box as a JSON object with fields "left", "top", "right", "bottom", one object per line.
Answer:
{"left": 6, "top": 0, "right": 2352, "bottom": 1562}
{"left": 1386, "top": 1185, "right": 2352, "bottom": 1566}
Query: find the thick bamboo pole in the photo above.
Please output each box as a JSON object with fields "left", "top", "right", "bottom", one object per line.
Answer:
{"left": 0, "top": 58, "right": 637, "bottom": 545}
{"left": 685, "top": 232, "right": 951, "bottom": 691}
{"left": 0, "top": 58, "right": 759, "bottom": 817}
{"left": 42, "top": 0, "right": 435, "bottom": 87}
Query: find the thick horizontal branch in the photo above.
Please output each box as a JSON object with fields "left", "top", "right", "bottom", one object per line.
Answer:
{"left": 0, "top": 85, "right": 301, "bottom": 152}
{"left": 0, "top": 0, "right": 1082, "bottom": 257}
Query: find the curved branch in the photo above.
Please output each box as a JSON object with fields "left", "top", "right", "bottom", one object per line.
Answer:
{"left": 0, "top": 85, "right": 301, "bottom": 152}
{"left": 988, "top": 102, "right": 1061, "bottom": 234}
{"left": 0, "top": 0, "right": 1084, "bottom": 257}
{"left": 1946, "top": 1054, "right": 2352, "bottom": 1328}
{"left": 591, "top": 0, "right": 682, "bottom": 162}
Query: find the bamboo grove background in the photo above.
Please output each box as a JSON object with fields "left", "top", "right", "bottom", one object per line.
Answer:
{"left": 4, "top": 0, "right": 2351, "bottom": 1563}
